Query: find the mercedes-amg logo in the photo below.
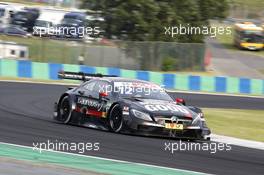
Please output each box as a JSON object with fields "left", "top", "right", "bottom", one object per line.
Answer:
{"left": 171, "top": 116, "right": 178, "bottom": 123}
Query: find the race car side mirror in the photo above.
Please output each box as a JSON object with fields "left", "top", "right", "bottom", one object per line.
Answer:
{"left": 99, "top": 92, "right": 109, "bottom": 101}
{"left": 99, "top": 92, "right": 108, "bottom": 97}
{"left": 176, "top": 98, "right": 186, "bottom": 106}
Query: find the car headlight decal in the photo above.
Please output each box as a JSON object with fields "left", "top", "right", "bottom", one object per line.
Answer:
{"left": 131, "top": 109, "right": 152, "bottom": 121}
{"left": 123, "top": 106, "right": 130, "bottom": 115}
{"left": 198, "top": 112, "right": 204, "bottom": 118}
{"left": 192, "top": 113, "right": 202, "bottom": 125}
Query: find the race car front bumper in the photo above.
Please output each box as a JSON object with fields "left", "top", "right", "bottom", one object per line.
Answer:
{"left": 124, "top": 115, "right": 211, "bottom": 140}
{"left": 137, "top": 122, "right": 210, "bottom": 139}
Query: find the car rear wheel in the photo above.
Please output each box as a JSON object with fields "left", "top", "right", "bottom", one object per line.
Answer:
{"left": 58, "top": 96, "right": 72, "bottom": 124}
{"left": 108, "top": 104, "right": 123, "bottom": 132}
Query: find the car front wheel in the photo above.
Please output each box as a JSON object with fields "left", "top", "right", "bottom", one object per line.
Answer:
{"left": 108, "top": 104, "right": 123, "bottom": 132}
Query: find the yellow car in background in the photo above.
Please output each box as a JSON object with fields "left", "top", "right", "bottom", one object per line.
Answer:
{"left": 234, "top": 22, "right": 263, "bottom": 51}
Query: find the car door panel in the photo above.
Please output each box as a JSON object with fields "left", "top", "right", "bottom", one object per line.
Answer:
{"left": 75, "top": 80, "right": 107, "bottom": 118}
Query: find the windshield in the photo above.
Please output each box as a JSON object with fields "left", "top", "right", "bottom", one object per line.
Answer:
{"left": 35, "top": 20, "right": 49, "bottom": 27}
{"left": 0, "top": 8, "right": 4, "bottom": 17}
{"left": 241, "top": 30, "right": 263, "bottom": 43}
{"left": 111, "top": 82, "right": 173, "bottom": 101}
{"left": 14, "top": 11, "right": 27, "bottom": 19}
{"left": 62, "top": 18, "right": 81, "bottom": 25}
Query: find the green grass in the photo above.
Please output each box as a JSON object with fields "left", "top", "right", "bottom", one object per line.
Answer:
{"left": 203, "top": 108, "right": 264, "bottom": 142}
{"left": 229, "top": 0, "right": 264, "bottom": 19}
{"left": 230, "top": 0, "right": 264, "bottom": 11}
{"left": 0, "top": 76, "right": 81, "bottom": 84}
{"left": 2, "top": 0, "right": 66, "bottom": 6}
{"left": 259, "top": 69, "right": 264, "bottom": 75}
{"left": 0, "top": 35, "right": 82, "bottom": 64}
{"left": 1, "top": 0, "right": 45, "bottom": 5}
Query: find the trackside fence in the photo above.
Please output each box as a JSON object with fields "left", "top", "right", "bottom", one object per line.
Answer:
{"left": 0, "top": 59, "right": 263, "bottom": 95}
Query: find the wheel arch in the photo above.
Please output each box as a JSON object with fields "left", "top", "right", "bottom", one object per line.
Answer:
{"left": 57, "top": 93, "right": 69, "bottom": 109}
{"left": 57, "top": 93, "right": 77, "bottom": 111}
{"left": 107, "top": 102, "right": 122, "bottom": 119}
{"left": 56, "top": 93, "right": 75, "bottom": 124}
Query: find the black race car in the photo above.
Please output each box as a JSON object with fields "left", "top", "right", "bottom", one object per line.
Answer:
{"left": 54, "top": 71, "right": 211, "bottom": 140}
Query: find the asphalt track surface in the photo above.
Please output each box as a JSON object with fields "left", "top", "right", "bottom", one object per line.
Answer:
{"left": 0, "top": 81, "right": 263, "bottom": 175}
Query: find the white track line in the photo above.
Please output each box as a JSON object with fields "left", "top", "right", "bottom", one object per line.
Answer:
{"left": 211, "top": 134, "right": 264, "bottom": 150}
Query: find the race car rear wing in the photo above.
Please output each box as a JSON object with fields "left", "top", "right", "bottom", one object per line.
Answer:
{"left": 58, "top": 71, "right": 118, "bottom": 81}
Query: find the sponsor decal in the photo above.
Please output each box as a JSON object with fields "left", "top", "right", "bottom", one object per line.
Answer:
{"left": 144, "top": 104, "right": 190, "bottom": 115}
{"left": 123, "top": 111, "right": 129, "bottom": 115}
{"left": 122, "top": 106, "right": 130, "bottom": 115}
{"left": 76, "top": 97, "right": 107, "bottom": 118}
{"left": 87, "top": 110, "right": 106, "bottom": 118}
{"left": 77, "top": 97, "right": 104, "bottom": 111}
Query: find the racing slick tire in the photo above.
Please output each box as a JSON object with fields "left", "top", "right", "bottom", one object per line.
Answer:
{"left": 57, "top": 96, "right": 72, "bottom": 124}
{"left": 108, "top": 104, "right": 124, "bottom": 133}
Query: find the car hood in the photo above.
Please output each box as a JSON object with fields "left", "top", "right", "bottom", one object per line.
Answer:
{"left": 125, "top": 98, "right": 196, "bottom": 119}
